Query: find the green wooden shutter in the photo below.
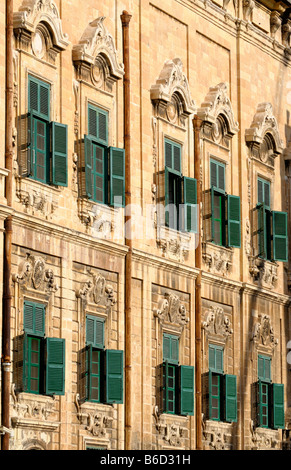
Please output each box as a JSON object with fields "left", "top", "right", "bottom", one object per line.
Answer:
{"left": 86, "top": 315, "right": 105, "bottom": 349}
{"left": 258, "top": 355, "right": 271, "bottom": 382}
{"left": 14, "top": 333, "right": 29, "bottom": 392}
{"left": 227, "top": 195, "right": 241, "bottom": 248}
{"left": 209, "top": 344, "right": 223, "bottom": 374}
{"left": 23, "top": 301, "right": 45, "bottom": 337}
{"left": 105, "top": 349, "right": 123, "bottom": 404}
{"left": 45, "top": 337, "right": 65, "bottom": 395}
{"left": 183, "top": 176, "right": 197, "bottom": 233}
{"left": 28, "top": 76, "right": 50, "bottom": 121}
{"left": 88, "top": 105, "right": 108, "bottom": 146}
{"left": 78, "top": 346, "right": 91, "bottom": 403}
{"left": 271, "top": 383, "right": 285, "bottom": 429}
{"left": 210, "top": 159, "right": 225, "bottom": 192}
{"left": 51, "top": 122, "right": 68, "bottom": 186}
{"left": 257, "top": 380, "right": 269, "bottom": 427}
{"left": 179, "top": 365, "right": 194, "bottom": 416}
{"left": 164, "top": 139, "right": 181, "bottom": 175}
{"left": 109, "top": 147, "right": 125, "bottom": 207}
{"left": 257, "top": 203, "right": 266, "bottom": 258}
{"left": 165, "top": 166, "right": 170, "bottom": 227}
{"left": 272, "top": 211, "right": 288, "bottom": 262}
{"left": 224, "top": 374, "right": 237, "bottom": 422}
{"left": 163, "top": 334, "right": 179, "bottom": 365}
{"left": 208, "top": 371, "right": 221, "bottom": 421}
{"left": 84, "top": 135, "right": 93, "bottom": 199}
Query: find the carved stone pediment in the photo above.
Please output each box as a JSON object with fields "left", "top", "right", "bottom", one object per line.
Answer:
{"left": 12, "top": 253, "right": 58, "bottom": 295}
{"left": 150, "top": 58, "right": 196, "bottom": 125}
{"left": 245, "top": 103, "right": 283, "bottom": 166}
{"left": 252, "top": 314, "right": 278, "bottom": 350}
{"left": 197, "top": 82, "right": 239, "bottom": 138}
{"left": 76, "top": 269, "right": 117, "bottom": 313}
{"left": 14, "top": 0, "right": 69, "bottom": 55}
{"left": 154, "top": 292, "right": 189, "bottom": 333}
{"left": 202, "top": 306, "right": 233, "bottom": 339}
{"left": 73, "top": 17, "right": 124, "bottom": 91}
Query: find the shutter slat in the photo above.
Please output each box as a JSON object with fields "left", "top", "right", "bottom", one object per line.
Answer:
{"left": 51, "top": 122, "right": 68, "bottom": 186}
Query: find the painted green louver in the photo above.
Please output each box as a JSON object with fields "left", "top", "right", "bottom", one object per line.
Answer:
{"left": 45, "top": 337, "right": 66, "bottom": 396}
{"left": 163, "top": 333, "right": 179, "bottom": 365}
{"left": 88, "top": 104, "right": 108, "bottom": 146}
{"left": 51, "top": 122, "right": 68, "bottom": 187}
{"left": 86, "top": 315, "right": 105, "bottom": 350}
{"left": 179, "top": 365, "right": 194, "bottom": 416}
{"left": 272, "top": 211, "right": 288, "bottom": 262}
{"left": 105, "top": 349, "right": 124, "bottom": 404}
{"left": 183, "top": 176, "right": 197, "bottom": 233}
{"left": 23, "top": 301, "right": 45, "bottom": 337}
{"left": 109, "top": 147, "right": 125, "bottom": 207}
{"left": 224, "top": 374, "right": 237, "bottom": 422}
{"left": 227, "top": 195, "right": 241, "bottom": 248}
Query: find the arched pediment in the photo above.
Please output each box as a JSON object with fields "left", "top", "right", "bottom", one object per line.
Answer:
{"left": 150, "top": 58, "right": 196, "bottom": 117}
{"left": 197, "top": 82, "right": 239, "bottom": 137}
{"left": 72, "top": 17, "right": 124, "bottom": 82}
{"left": 13, "top": 0, "right": 69, "bottom": 51}
{"left": 245, "top": 102, "right": 283, "bottom": 155}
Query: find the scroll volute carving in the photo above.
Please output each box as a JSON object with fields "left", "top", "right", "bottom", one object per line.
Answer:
{"left": 252, "top": 314, "right": 278, "bottom": 350}
{"left": 12, "top": 253, "right": 58, "bottom": 295}
{"left": 202, "top": 305, "right": 233, "bottom": 341}
{"left": 154, "top": 291, "right": 189, "bottom": 333}
{"left": 76, "top": 270, "right": 117, "bottom": 313}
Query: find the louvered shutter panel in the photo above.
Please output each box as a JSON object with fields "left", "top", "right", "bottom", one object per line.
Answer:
{"left": 209, "top": 344, "right": 216, "bottom": 370}
{"left": 86, "top": 315, "right": 104, "bottom": 349}
{"left": 29, "top": 79, "right": 39, "bottom": 113}
{"left": 179, "top": 365, "right": 194, "bottom": 416}
{"left": 105, "top": 349, "right": 123, "bottom": 404}
{"left": 78, "top": 346, "right": 90, "bottom": 403}
{"left": 257, "top": 203, "right": 266, "bottom": 258}
{"left": 227, "top": 195, "right": 241, "bottom": 248}
{"left": 29, "top": 76, "right": 50, "bottom": 120}
{"left": 163, "top": 334, "right": 171, "bottom": 362}
{"left": 18, "top": 113, "right": 33, "bottom": 177}
{"left": 34, "top": 304, "right": 45, "bottom": 337}
{"left": 23, "top": 302, "right": 34, "bottom": 334}
{"left": 211, "top": 186, "right": 215, "bottom": 241}
{"left": 272, "top": 211, "right": 288, "bottom": 262}
{"left": 210, "top": 160, "right": 217, "bottom": 188}
{"left": 84, "top": 135, "right": 93, "bottom": 199}
{"left": 183, "top": 176, "right": 197, "bottom": 233}
{"left": 86, "top": 316, "right": 95, "bottom": 345}
{"left": 45, "top": 337, "right": 65, "bottom": 395}
{"left": 39, "top": 83, "right": 50, "bottom": 119}
{"left": 173, "top": 144, "right": 181, "bottom": 174}
{"left": 14, "top": 334, "right": 29, "bottom": 393}
{"left": 98, "top": 110, "right": 108, "bottom": 145}
{"left": 224, "top": 374, "right": 237, "bottom": 422}
{"left": 165, "top": 167, "right": 170, "bottom": 227}
{"left": 258, "top": 355, "right": 264, "bottom": 379}
{"left": 88, "top": 105, "right": 108, "bottom": 146}
{"left": 216, "top": 347, "right": 224, "bottom": 373}
{"left": 171, "top": 336, "right": 179, "bottom": 365}
{"left": 88, "top": 106, "right": 97, "bottom": 138}
{"left": 51, "top": 122, "right": 68, "bottom": 186}
{"left": 109, "top": 147, "right": 125, "bottom": 207}
{"left": 271, "top": 383, "right": 285, "bottom": 429}
{"left": 23, "top": 302, "right": 45, "bottom": 337}
{"left": 165, "top": 141, "right": 172, "bottom": 168}
{"left": 163, "top": 334, "right": 179, "bottom": 365}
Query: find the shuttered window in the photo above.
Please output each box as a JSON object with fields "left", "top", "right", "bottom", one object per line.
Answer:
{"left": 24, "top": 301, "right": 45, "bottom": 337}
{"left": 224, "top": 374, "right": 237, "bottom": 422}
{"left": 45, "top": 337, "right": 66, "bottom": 395}
{"left": 163, "top": 333, "right": 179, "bottom": 365}
{"left": 26, "top": 75, "right": 68, "bottom": 186}
{"left": 183, "top": 176, "right": 198, "bottom": 233}
{"left": 179, "top": 365, "right": 195, "bottom": 416}
{"left": 209, "top": 344, "right": 224, "bottom": 374}
{"left": 84, "top": 105, "right": 125, "bottom": 207}
{"left": 165, "top": 139, "right": 182, "bottom": 230}
{"left": 86, "top": 315, "right": 105, "bottom": 350}
{"left": 105, "top": 349, "right": 124, "bottom": 404}
{"left": 210, "top": 158, "right": 241, "bottom": 248}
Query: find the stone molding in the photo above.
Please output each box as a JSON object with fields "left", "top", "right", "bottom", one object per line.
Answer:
{"left": 197, "top": 82, "right": 239, "bottom": 137}
{"left": 76, "top": 268, "right": 117, "bottom": 312}
{"left": 72, "top": 17, "right": 124, "bottom": 84}
{"left": 202, "top": 418, "right": 234, "bottom": 450}
{"left": 150, "top": 58, "right": 196, "bottom": 118}
{"left": 202, "top": 305, "right": 233, "bottom": 340}
{"left": 154, "top": 291, "right": 189, "bottom": 333}
{"left": 13, "top": 0, "right": 69, "bottom": 51}
{"left": 12, "top": 252, "right": 58, "bottom": 295}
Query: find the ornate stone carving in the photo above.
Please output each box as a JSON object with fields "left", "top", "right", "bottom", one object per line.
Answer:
{"left": 15, "top": 177, "right": 59, "bottom": 219}
{"left": 197, "top": 82, "right": 239, "bottom": 139}
{"left": 250, "top": 420, "right": 280, "bottom": 450}
{"left": 156, "top": 225, "right": 193, "bottom": 263}
{"left": 242, "top": 0, "right": 255, "bottom": 22}
{"left": 12, "top": 253, "right": 58, "bottom": 294}
{"left": 202, "top": 306, "right": 233, "bottom": 338}
{"left": 76, "top": 269, "right": 117, "bottom": 312}
{"left": 153, "top": 406, "right": 188, "bottom": 448}
{"left": 252, "top": 314, "right": 278, "bottom": 349}
{"left": 77, "top": 198, "right": 116, "bottom": 238}
{"left": 154, "top": 292, "right": 189, "bottom": 330}
{"left": 73, "top": 17, "right": 124, "bottom": 91}
{"left": 14, "top": 0, "right": 69, "bottom": 60}
{"left": 249, "top": 257, "right": 278, "bottom": 289}
{"left": 245, "top": 103, "right": 283, "bottom": 167}
{"left": 270, "top": 11, "right": 282, "bottom": 39}
{"left": 75, "top": 394, "right": 113, "bottom": 439}
{"left": 282, "top": 19, "right": 291, "bottom": 48}
{"left": 202, "top": 418, "right": 234, "bottom": 450}
{"left": 150, "top": 58, "right": 196, "bottom": 125}
{"left": 202, "top": 242, "right": 233, "bottom": 276}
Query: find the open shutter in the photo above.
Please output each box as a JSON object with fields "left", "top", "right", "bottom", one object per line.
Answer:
{"left": 45, "top": 337, "right": 65, "bottom": 395}
{"left": 257, "top": 203, "right": 266, "bottom": 258}
{"left": 224, "top": 374, "right": 237, "bottom": 422}
{"left": 271, "top": 383, "right": 285, "bottom": 429}
{"left": 13, "top": 334, "right": 29, "bottom": 393}
{"left": 78, "top": 346, "right": 91, "bottom": 403}
{"left": 109, "top": 147, "right": 125, "bottom": 207}
{"left": 183, "top": 176, "right": 197, "bottom": 233}
{"left": 165, "top": 166, "right": 170, "bottom": 227}
{"left": 272, "top": 211, "right": 288, "bottom": 262}
{"left": 18, "top": 113, "right": 33, "bottom": 177}
{"left": 105, "top": 349, "right": 123, "bottom": 404}
{"left": 84, "top": 135, "right": 93, "bottom": 199}
{"left": 51, "top": 122, "right": 68, "bottom": 186}
{"left": 227, "top": 195, "right": 241, "bottom": 248}
{"left": 179, "top": 365, "right": 194, "bottom": 416}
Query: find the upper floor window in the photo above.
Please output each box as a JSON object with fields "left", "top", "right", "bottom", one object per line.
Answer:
{"left": 22, "top": 75, "right": 68, "bottom": 187}
{"left": 210, "top": 158, "right": 241, "bottom": 248}
{"left": 82, "top": 104, "right": 125, "bottom": 208}
{"left": 253, "top": 355, "right": 285, "bottom": 429}
{"left": 78, "top": 314, "right": 124, "bottom": 404}
{"left": 14, "top": 300, "right": 66, "bottom": 396}
{"left": 256, "top": 177, "right": 288, "bottom": 262}
{"left": 164, "top": 138, "right": 197, "bottom": 233}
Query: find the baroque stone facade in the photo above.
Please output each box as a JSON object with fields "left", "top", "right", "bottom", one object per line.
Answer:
{"left": 0, "top": 0, "right": 290, "bottom": 451}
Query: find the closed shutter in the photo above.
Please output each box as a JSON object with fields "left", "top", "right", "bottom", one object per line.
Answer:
{"left": 84, "top": 135, "right": 93, "bottom": 199}
{"left": 224, "top": 374, "right": 237, "bottom": 422}
{"left": 163, "top": 333, "right": 179, "bottom": 365}
{"left": 179, "top": 365, "right": 194, "bottom": 416}
{"left": 164, "top": 139, "right": 181, "bottom": 175}
{"left": 209, "top": 344, "right": 223, "bottom": 374}
{"left": 18, "top": 113, "right": 33, "bottom": 177}
{"left": 28, "top": 76, "right": 50, "bottom": 121}
{"left": 210, "top": 159, "right": 225, "bottom": 192}
{"left": 51, "top": 122, "right": 68, "bottom": 186}
{"left": 45, "top": 337, "right": 66, "bottom": 395}
{"left": 227, "top": 195, "right": 241, "bottom": 248}
{"left": 109, "top": 147, "right": 125, "bottom": 207}
{"left": 258, "top": 355, "right": 271, "bottom": 382}
{"left": 271, "top": 383, "right": 285, "bottom": 429}
{"left": 86, "top": 315, "right": 105, "bottom": 349}
{"left": 183, "top": 176, "right": 197, "bottom": 233}
{"left": 88, "top": 105, "right": 108, "bottom": 146}
{"left": 105, "top": 349, "right": 123, "bottom": 404}
{"left": 272, "top": 211, "right": 288, "bottom": 262}
{"left": 23, "top": 301, "right": 45, "bottom": 337}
